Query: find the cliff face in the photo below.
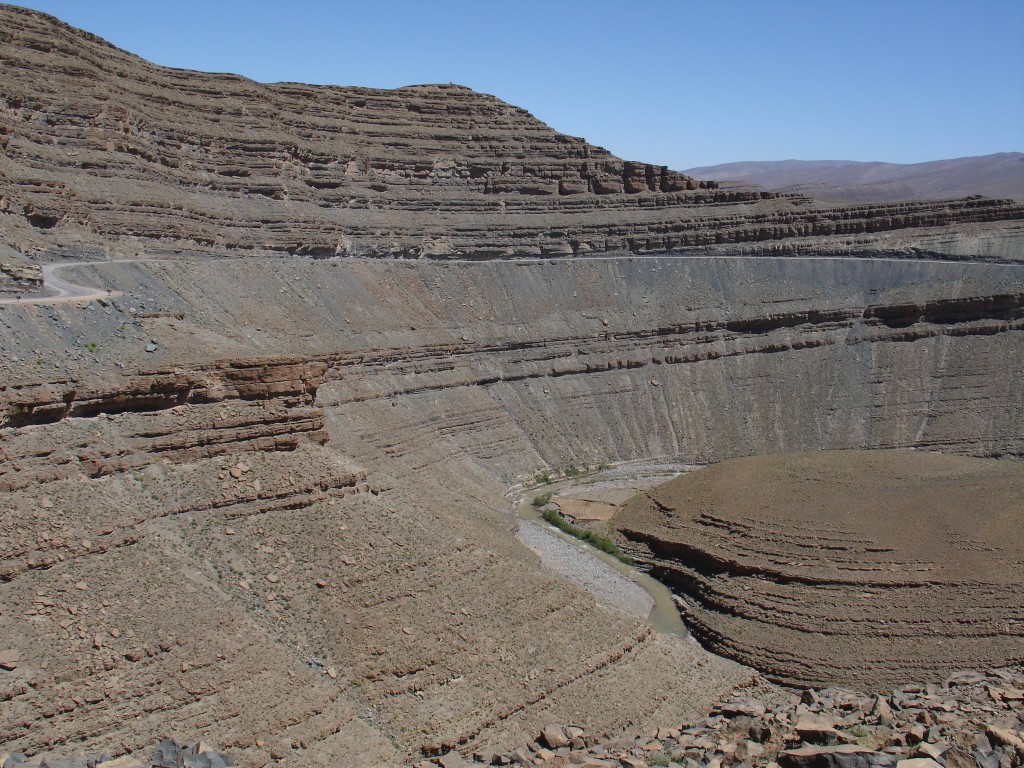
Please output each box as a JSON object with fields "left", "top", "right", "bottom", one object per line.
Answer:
{"left": 0, "top": 259, "right": 40, "bottom": 292}
{"left": 1, "top": 7, "right": 1023, "bottom": 767}
{"left": 1, "top": 5, "right": 1022, "bottom": 260}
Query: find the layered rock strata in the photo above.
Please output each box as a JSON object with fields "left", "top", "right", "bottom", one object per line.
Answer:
{"left": 1, "top": 255, "right": 1023, "bottom": 765}
{"left": 7, "top": 259, "right": 869, "bottom": 764}
{"left": 0, "top": 260, "right": 41, "bottom": 293}
{"left": 613, "top": 451, "right": 1024, "bottom": 692}
{"left": 0, "top": 7, "right": 1023, "bottom": 768}
{"left": 1, "top": 6, "right": 1022, "bottom": 260}
{"left": 0, "top": 256, "right": 1022, "bottom": 765}
{"left": 15, "top": 666, "right": 1024, "bottom": 768}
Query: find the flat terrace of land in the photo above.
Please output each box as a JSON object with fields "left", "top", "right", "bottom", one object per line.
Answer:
{"left": 614, "top": 450, "right": 1024, "bottom": 690}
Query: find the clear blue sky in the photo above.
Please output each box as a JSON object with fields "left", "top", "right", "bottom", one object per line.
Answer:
{"left": 11, "top": 0, "right": 1024, "bottom": 169}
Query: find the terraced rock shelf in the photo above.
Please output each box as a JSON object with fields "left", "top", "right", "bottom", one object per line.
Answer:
{"left": 1, "top": 5, "right": 1022, "bottom": 261}
{"left": 613, "top": 451, "right": 1024, "bottom": 691}
{"left": 0, "top": 6, "right": 1022, "bottom": 768}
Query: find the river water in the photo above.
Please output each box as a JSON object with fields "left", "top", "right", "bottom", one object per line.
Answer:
{"left": 515, "top": 464, "right": 700, "bottom": 639}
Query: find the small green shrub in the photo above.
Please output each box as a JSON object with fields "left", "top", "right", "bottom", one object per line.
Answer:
{"left": 563, "top": 465, "right": 579, "bottom": 478}
{"left": 541, "top": 510, "right": 633, "bottom": 565}
{"left": 534, "top": 471, "right": 552, "bottom": 485}
{"left": 649, "top": 752, "right": 671, "bottom": 768}
{"left": 531, "top": 492, "right": 553, "bottom": 508}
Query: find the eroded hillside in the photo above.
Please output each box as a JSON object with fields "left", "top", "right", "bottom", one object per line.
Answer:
{"left": 614, "top": 450, "right": 1024, "bottom": 691}
{"left": 1, "top": 5, "right": 1022, "bottom": 262}
{"left": 1, "top": 6, "right": 1023, "bottom": 768}
{"left": 2, "top": 256, "right": 1023, "bottom": 765}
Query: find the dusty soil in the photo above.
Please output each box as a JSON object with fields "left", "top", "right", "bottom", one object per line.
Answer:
{"left": 614, "top": 450, "right": 1024, "bottom": 690}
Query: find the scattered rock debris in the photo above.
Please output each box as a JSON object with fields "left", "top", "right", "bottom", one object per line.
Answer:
{"left": 411, "top": 668, "right": 1024, "bottom": 767}
{"left": 1, "top": 739, "right": 234, "bottom": 768}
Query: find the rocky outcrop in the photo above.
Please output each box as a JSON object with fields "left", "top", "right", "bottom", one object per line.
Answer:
{"left": 1, "top": 357, "right": 326, "bottom": 426}
{"left": 613, "top": 451, "right": 1024, "bottom": 691}
{"left": 0, "top": 260, "right": 41, "bottom": 293}
{"left": 0, "top": 6, "right": 1021, "bottom": 260}
{"left": 14, "top": 667, "right": 1023, "bottom": 768}
{"left": 455, "top": 667, "right": 1024, "bottom": 768}
{"left": 0, "top": 358, "right": 329, "bottom": 490}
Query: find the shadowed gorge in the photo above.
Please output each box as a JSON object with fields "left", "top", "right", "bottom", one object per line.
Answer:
{"left": 0, "top": 6, "right": 1023, "bottom": 768}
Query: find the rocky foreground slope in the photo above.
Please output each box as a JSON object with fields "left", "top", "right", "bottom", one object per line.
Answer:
{"left": 12, "top": 665, "right": 1024, "bottom": 767}
{"left": 0, "top": 6, "right": 1023, "bottom": 768}
{"left": 1, "top": 5, "right": 1022, "bottom": 262}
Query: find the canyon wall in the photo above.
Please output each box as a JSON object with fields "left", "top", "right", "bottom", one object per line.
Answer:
{"left": 1, "top": 6, "right": 1023, "bottom": 766}
{"left": 1, "top": 256, "right": 1022, "bottom": 765}
{"left": 1, "top": 6, "right": 1022, "bottom": 262}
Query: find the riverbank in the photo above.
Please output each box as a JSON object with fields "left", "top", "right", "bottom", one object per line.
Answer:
{"left": 518, "top": 518, "right": 654, "bottom": 620}
{"left": 514, "top": 463, "right": 698, "bottom": 638}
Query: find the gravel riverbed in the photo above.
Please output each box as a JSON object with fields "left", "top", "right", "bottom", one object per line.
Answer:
{"left": 517, "top": 518, "right": 654, "bottom": 620}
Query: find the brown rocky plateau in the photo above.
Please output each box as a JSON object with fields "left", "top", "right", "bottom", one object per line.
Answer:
{"left": 0, "top": 6, "right": 1022, "bottom": 768}
{"left": 613, "top": 450, "right": 1024, "bottom": 691}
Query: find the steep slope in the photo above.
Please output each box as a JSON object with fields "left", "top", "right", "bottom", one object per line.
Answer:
{"left": 685, "top": 154, "right": 1024, "bottom": 203}
{"left": 1, "top": 256, "right": 1023, "bottom": 763}
{"left": 1, "top": 5, "right": 1022, "bottom": 262}
{"left": 0, "top": 7, "right": 1023, "bottom": 768}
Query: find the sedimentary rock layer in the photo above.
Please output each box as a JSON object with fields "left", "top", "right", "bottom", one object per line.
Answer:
{"left": 1, "top": 7, "right": 1023, "bottom": 767}
{"left": 0, "top": 260, "right": 41, "bottom": 293}
{"left": 1, "top": 253, "right": 1023, "bottom": 764}
{"left": 1, "top": 6, "right": 1021, "bottom": 260}
{"left": 614, "top": 451, "right": 1024, "bottom": 691}
{"left": 0, "top": 357, "right": 330, "bottom": 492}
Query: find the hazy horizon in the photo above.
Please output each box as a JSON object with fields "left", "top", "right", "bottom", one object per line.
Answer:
{"left": 685, "top": 152, "right": 1023, "bottom": 169}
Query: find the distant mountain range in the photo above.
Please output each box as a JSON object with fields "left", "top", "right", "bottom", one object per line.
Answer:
{"left": 685, "top": 152, "right": 1024, "bottom": 203}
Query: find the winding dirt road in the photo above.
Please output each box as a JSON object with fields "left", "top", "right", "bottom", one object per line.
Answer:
{"left": 2, "top": 252, "right": 1016, "bottom": 309}
{"left": 0, "top": 262, "right": 121, "bottom": 305}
